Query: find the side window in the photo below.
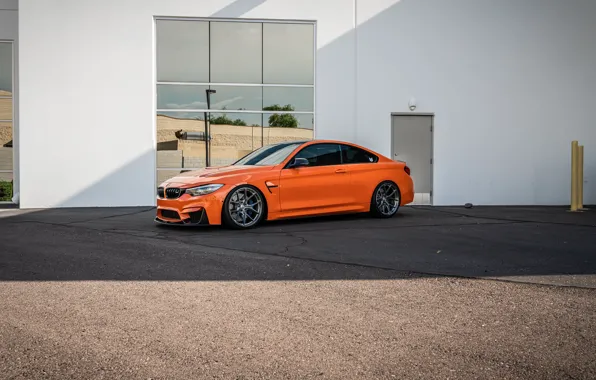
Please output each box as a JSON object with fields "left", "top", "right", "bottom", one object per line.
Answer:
{"left": 293, "top": 143, "right": 342, "bottom": 167}
{"left": 340, "top": 144, "right": 378, "bottom": 164}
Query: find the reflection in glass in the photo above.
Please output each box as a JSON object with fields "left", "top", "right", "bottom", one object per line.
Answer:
{"left": 234, "top": 141, "right": 303, "bottom": 166}
{"left": 156, "top": 111, "right": 267, "bottom": 173}
{"left": 156, "top": 169, "right": 186, "bottom": 187}
{"left": 0, "top": 42, "right": 12, "bottom": 93}
{"left": 0, "top": 97, "right": 12, "bottom": 120}
{"left": 156, "top": 113, "right": 207, "bottom": 170}
{"left": 209, "top": 86, "right": 262, "bottom": 111}
{"left": 0, "top": 170, "right": 12, "bottom": 201}
{"left": 0, "top": 43, "right": 13, "bottom": 201}
{"left": 0, "top": 121, "right": 12, "bottom": 201}
{"left": 156, "top": 20, "right": 209, "bottom": 82}
{"left": 263, "top": 87, "right": 313, "bottom": 112}
{"left": 157, "top": 84, "right": 209, "bottom": 110}
{"left": 263, "top": 112, "right": 313, "bottom": 129}
{"left": 208, "top": 112, "right": 263, "bottom": 166}
{"left": 210, "top": 22, "right": 262, "bottom": 84}
{"left": 0, "top": 121, "right": 12, "bottom": 149}
{"left": 263, "top": 23, "right": 314, "bottom": 85}
{"left": 262, "top": 113, "right": 313, "bottom": 147}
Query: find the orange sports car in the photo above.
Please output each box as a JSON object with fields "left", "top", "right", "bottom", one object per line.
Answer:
{"left": 155, "top": 139, "right": 414, "bottom": 229}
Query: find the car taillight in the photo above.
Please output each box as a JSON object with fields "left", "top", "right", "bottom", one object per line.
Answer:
{"left": 404, "top": 165, "right": 411, "bottom": 175}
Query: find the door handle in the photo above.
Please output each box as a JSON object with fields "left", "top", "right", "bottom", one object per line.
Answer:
{"left": 335, "top": 169, "right": 347, "bottom": 174}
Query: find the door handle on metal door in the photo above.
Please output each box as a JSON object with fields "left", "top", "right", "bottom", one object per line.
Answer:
{"left": 335, "top": 169, "right": 347, "bottom": 174}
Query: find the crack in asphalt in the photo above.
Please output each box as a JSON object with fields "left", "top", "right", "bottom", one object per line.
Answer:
{"left": 410, "top": 206, "right": 596, "bottom": 228}
{"left": 5, "top": 206, "right": 594, "bottom": 233}
{"left": 96, "top": 219, "right": 528, "bottom": 239}
{"left": 60, "top": 208, "right": 156, "bottom": 225}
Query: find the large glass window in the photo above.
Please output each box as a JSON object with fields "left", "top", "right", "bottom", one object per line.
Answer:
{"left": 210, "top": 22, "right": 262, "bottom": 84}
{"left": 156, "top": 20, "right": 210, "bottom": 82}
{"left": 155, "top": 18, "right": 315, "bottom": 185}
{"left": 263, "top": 23, "right": 314, "bottom": 85}
{"left": 0, "top": 41, "right": 13, "bottom": 202}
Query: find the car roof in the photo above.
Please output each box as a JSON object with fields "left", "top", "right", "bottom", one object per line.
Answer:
{"left": 269, "top": 139, "right": 357, "bottom": 146}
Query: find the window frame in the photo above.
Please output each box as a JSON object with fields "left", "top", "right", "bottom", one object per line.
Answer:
{"left": 283, "top": 143, "right": 380, "bottom": 169}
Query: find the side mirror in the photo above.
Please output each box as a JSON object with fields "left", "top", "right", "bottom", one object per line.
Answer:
{"left": 288, "top": 157, "right": 309, "bottom": 169}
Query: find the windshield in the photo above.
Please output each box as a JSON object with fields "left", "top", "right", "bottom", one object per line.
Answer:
{"left": 233, "top": 141, "right": 304, "bottom": 166}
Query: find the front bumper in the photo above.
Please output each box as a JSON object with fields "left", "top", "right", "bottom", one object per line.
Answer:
{"left": 154, "top": 207, "right": 211, "bottom": 226}
{"left": 155, "top": 190, "right": 226, "bottom": 226}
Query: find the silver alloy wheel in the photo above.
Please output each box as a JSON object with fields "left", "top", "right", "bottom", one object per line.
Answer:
{"left": 375, "top": 182, "right": 400, "bottom": 216}
{"left": 227, "top": 186, "right": 263, "bottom": 228}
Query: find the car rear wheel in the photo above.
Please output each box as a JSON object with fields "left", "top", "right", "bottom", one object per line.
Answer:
{"left": 222, "top": 185, "right": 266, "bottom": 229}
{"left": 370, "top": 181, "right": 401, "bottom": 218}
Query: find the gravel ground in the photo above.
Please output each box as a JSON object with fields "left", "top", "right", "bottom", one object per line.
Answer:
{"left": 1, "top": 276, "right": 595, "bottom": 379}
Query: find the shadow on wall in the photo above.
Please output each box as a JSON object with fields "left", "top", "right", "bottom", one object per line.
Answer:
{"left": 52, "top": 150, "right": 157, "bottom": 208}
{"left": 210, "top": 0, "right": 268, "bottom": 18}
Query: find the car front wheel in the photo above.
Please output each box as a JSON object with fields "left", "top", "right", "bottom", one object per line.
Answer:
{"left": 222, "top": 185, "right": 266, "bottom": 229}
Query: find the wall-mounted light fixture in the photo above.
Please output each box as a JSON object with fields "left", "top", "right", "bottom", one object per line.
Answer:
{"left": 408, "top": 97, "right": 417, "bottom": 111}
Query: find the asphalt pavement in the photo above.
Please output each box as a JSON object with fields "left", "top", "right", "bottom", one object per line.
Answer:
{"left": 1, "top": 205, "right": 594, "bottom": 286}
{"left": 0, "top": 205, "right": 595, "bottom": 379}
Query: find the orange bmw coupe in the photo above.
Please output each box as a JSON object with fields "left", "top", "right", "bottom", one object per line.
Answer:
{"left": 155, "top": 139, "right": 414, "bottom": 229}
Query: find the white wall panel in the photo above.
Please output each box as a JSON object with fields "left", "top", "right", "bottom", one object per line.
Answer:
{"left": 356, "top": 0, "right": 596, "bottom": 205}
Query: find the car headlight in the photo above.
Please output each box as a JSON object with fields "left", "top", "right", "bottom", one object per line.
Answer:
{"left": 185, "top": 184, "right": 224, "bottom": 196}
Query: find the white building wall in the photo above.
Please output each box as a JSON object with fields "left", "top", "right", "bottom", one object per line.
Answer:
{"left": 17, "top": 0, "right": 596, "bottom": 208}
{"left": 356, "top": 0, "right": 596, "bottom": 206}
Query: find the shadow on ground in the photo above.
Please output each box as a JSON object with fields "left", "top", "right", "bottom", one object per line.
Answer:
{"left": 1, "top": 205, "right": 595, "bottom": 287}
{"left": 3, "top": 0, "right": 594, "bottom": 288}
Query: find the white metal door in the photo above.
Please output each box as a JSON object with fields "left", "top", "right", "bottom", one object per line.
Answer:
{"left": 391, "top": 114, "right": 433, "bottom": 204}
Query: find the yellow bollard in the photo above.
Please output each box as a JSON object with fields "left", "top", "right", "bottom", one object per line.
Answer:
{"left": 579, "top": 144, "right": 586, "bottom": 210}
{"left": 570, "top": 140, "right": 579, "bottom": 211}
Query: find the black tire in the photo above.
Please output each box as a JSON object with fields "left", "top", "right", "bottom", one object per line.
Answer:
{"left": 221, "top": 184, "right": 267, "bottom": 229}
{"left": 370, "top": 180, "right": 401, "bottom": 218}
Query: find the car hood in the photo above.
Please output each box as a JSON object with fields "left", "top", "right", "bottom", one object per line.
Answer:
{"left": 159, "top": 165, "right": 275, "bottom": 187}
